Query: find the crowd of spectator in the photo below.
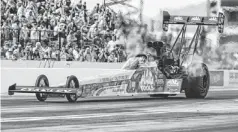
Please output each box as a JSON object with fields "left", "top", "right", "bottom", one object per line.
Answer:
{"left": 1, "top": 0, "right": 127, "bottom": 62}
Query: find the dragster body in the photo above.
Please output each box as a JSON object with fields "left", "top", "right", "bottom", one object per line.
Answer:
{"left": 9, "top": 65, "right": 183, "bottom": 100}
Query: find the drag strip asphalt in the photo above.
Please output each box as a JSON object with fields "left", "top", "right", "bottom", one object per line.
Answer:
{"left": 1, "top": 90, "right": 238, "bottom": 132}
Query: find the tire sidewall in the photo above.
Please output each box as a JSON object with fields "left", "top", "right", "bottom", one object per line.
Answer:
{"left": 185, "top": 63, "right": 210, "bottom": 98}
{"left": 35, "top": 74, "right": 49, "bottom": 101}
{"left": 65, "top": 75, "right": 80, "bottom": 102}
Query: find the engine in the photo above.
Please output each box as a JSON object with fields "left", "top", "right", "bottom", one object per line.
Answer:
{"left": 147, "top": 41, "right": 181, "bottom": 78}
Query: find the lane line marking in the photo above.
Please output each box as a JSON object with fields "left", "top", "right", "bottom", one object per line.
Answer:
{"left": 3, "top": 115, "right": 238, "bottom": 132}
{"left": 2, "top": 105, "right": 238, "bottom": 123}
{"left": 0, "top": 111, "right": 167, "bottom": 123}
{"left": 1, "top": 101, "right": 185, "bottom": 113}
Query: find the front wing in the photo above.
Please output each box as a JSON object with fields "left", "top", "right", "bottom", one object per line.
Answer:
{"left": 8, "top": 84, "right": 82, "bottom": 96}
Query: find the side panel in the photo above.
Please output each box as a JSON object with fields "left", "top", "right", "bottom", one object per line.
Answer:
{"left": 81, "top": 81, "right": 130, "bottom": 97}
{"left": 81, "top": 67, "right": 183, "bottom": 97}
{"left": 130, "top": 67, "right": 182, "bottom": 94}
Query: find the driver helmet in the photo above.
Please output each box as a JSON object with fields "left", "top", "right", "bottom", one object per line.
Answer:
{"left": 135, "top": 54, "right": 147, "bottom": 65}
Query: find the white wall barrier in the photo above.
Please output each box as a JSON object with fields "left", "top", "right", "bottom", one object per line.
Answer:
{"left": 225, "top": 70, "right": 238, "bottom": 87}
{"left": 209, "top": 70, "right": 238, "bottom": 88}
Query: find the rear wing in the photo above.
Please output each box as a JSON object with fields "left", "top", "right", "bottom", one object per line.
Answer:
{"left": 162, "top": 11, "right": 225, "bottom": 33}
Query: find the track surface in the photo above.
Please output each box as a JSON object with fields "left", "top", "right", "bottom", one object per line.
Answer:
{"left": 1, "top": 90, "right": 238, "bottom": 132}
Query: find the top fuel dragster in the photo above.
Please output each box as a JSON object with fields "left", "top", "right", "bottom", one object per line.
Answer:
{"left": 8, "top": 11, "right": 225, "bottom": 102}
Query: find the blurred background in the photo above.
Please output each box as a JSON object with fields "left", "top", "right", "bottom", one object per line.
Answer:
{"left": 1, "top": 0, "right": 237, "bottom": 69}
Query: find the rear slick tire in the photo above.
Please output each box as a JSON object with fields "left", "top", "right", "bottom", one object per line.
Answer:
{"left": 35, "top": 74, "right": 49, "bottom": 102}
{"left": 185, "top": 63, "right": 210, "bottom": 99}
{"left": 65, "top": 75, "right": 79, "bottom": 102}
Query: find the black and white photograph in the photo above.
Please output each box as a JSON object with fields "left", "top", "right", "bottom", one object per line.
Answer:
{"left": 1, "top": 0, "right": 238, "bottom": 131}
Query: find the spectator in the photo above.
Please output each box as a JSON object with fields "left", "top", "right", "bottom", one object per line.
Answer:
{"left": 93, "top": 34, "right": 103, "bottom": 48}
{"left": 72, "top": 45, "right": 80, "bottom": 61}
{"left": 117, "top": 45, "right": 127, "bottom": 62}
{"left": 8, "top": 1, "right": 17, "bottom": 16}
{"left": 98, "top": 48, "right": 108, "bottom": 62}
{"left": 38, "top": 22, "right": 48, "bottom": 43}
{"left": 30, "top": 20, "right": 39, "bottom": 45}
{"left": 1, "top": 47, "right": 5, "bottom": 59}
{"left": 90, "top": 46, "right": 98, "bottom": 62}
{"left": 32, "top": 42, "right": 42, "bottom": 60}
{"left": 67, "top": 30, "right": 76, "bottom": 44}
{"left": 1, "top": 21, "right": 12, "bottom": 46}
{"left": 17, "top": 2, "right": 25, "bottom": 18}
{"left": 73, "top": 0, "right": 82, "bottom": 13}
{"left": 60, "top": 47, "right": 67, "bottom": 61}
{"left": 107, "top": 36, "right": 116, "bottom": 53}
{"left": 24, "top": 42, "right": 33, "bottom": 60}
{"left": 11, "top": 19, "right": 20, "bottom": 46}
{"left": 12, "top": 45, "right": 21, "bottom": 60}
{"left": 64, "top": 0, "right": 71, "bottom": 7}
{"left": 6, "top": 48, "right": 13, "bottom": 60}
{"left": 25, "top": 6, "right": 36, "bottom": 22}
{"left": 0, "top": 0, "right": 127, "bottom": 62}
{"left": 20, "top": 23, "right": 29, "bottom": 47}
{"left": 51, "top": 46, "right": 60, "bottom": 60}
{"left": 107, "top": 52, "right": 117, "bottom": 63}
{"left": 83, "top": 47, "right": 92, "bottom": 62}
{"left": 66, "top": 46, "right": 74, "bottom": 61}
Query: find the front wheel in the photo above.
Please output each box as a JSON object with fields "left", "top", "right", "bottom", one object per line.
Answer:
{"left": 35, "top": 74, "right": 49, "bottom": 102}
{"left": 65, "top": 75, "right": 79, "bottom": 102}
{"left": 184, "top": 63, "right": 210, "bottom": 98}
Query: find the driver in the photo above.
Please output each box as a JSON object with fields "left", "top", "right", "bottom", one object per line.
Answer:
{"left": 121, "top": 54, "right": 148, "bottom": 70}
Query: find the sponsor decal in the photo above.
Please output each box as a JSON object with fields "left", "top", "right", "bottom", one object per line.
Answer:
{"left": 55, "top": 89, "right": 72, "bottom": 93}
{"left": 139, "top": 69, "right": 155, "bottom": 92}
{"left": 167, "top": 79, "right": 179, "bottom": 87}
{"left": 229, "top": 72, "right": 238, "bottom": 85}
{"left": 112, "top": 87, "right": 125, "bottom": 93}
{"left": 95, "top": 85, "right": 126, "bottom": 96}
{"left": 210, "top": 71, "right": 224, "bottom": 86}
{"left": 82, "top": 81, "right": 127, "bottom": 96}
{"left": 156, "top": 79, "right": 164, "bottom": 85}
{"left": 20, "top": 88, "right": 72, "bottom": 93}
{"left": 191, "top": 17, "right": 201, "bottom": 21}
{"left": 167, "top": 87, "right": 179, "bottom": 92}
{"left": 174, "top": 16, "right": 183, "bottom": 21}
{"left": 209, "top": 17, "right": 217, "bottom": 21}
{"left": 100, "top": 75, "right": 130, "bottom": 82}
{"left": 95, "top": 87, "right": 111, "bottom": 96}
{"left": 165, "top": 79, "right": 182, "bottom": 92}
